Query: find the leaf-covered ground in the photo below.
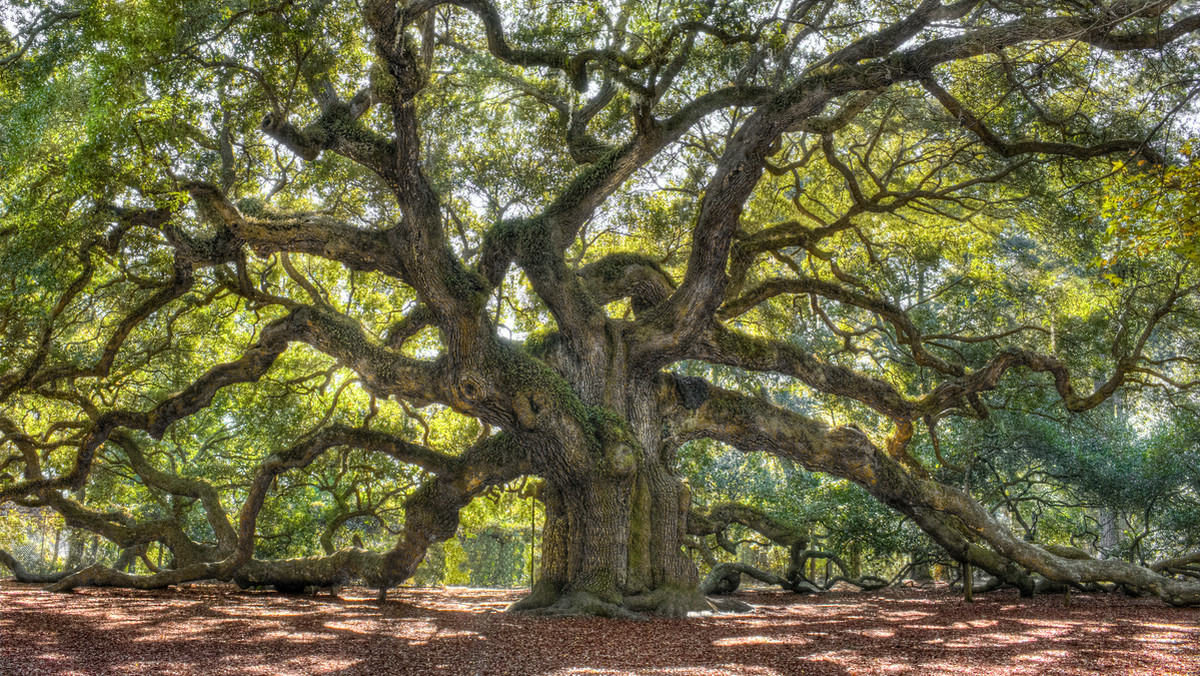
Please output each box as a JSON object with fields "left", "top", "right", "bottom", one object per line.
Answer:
{"left": 1, "top": 580, "right": 1197, "bottom": 675}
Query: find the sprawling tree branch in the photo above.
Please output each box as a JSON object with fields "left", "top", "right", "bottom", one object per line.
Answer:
{"left": 0, "top": 4, "right": 82, "bottom": 68}
{"left": 690, "top": 503, "right": 807, "bottom": 547}
{"left": 0, "top": 309, "right": 303, "bottom": 502}
{"left": 719, "top": 276, "right": 964, "bottom": 375}
{"left": 260, "top": 104, "right": 400, "bottom": 182}
{"left": 110, "top": 432, "right": 238, "bottom": 553}
{"left": 661, "top": 377, "right": 1200, "bottom": 606}
{"left": 185, "top": 182, "right": 406, "bottom": 277}
{"left": 44, "top": 421, "right": 527, "bottom": 593}
{"left": 920, "top": 77, "right": 1165, "bottom": 164}
{"left": 641, "top": 0, "right": 1200, "bottom": 363}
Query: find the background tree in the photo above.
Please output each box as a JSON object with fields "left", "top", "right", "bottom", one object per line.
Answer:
{"left": 2, "top": 0, "right": 1200, "bottom": 616}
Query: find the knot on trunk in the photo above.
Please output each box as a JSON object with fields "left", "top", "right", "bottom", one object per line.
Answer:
{"left": 585, "top": 407, "right": 640, "bottom": 479}
{"left": 602, "top": 441, "right": 637, "bottom": 478}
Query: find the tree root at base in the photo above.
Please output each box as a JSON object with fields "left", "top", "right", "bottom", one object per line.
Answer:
{"left": 508, "top": 584, "right": 748, "bottom": 618}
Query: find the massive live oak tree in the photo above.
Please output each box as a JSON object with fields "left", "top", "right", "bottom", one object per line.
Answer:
{"left": 2, "top": 0, "right": 1200, "bottom": 616}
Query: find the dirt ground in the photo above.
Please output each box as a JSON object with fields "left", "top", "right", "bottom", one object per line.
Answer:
{"left": 1, "top": 580, "right": 1197, "bottom": 675}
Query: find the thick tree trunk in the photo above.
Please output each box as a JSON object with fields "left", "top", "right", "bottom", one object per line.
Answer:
{"left": 510, "top": 368, "right": 707, "bottom": 617}
{"left": 513, "top": 477, "right": 638, "bottom": 617}
{"left": 512, "top": 457, "right": 706, "bottom": 616}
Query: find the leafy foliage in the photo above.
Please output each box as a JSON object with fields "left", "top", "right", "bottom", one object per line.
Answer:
{"left": 1, "top": 0, "right": 1199, "bottom": 609}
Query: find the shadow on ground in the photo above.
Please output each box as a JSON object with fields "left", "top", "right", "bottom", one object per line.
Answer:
{"left": 2, "top": 581, "right": 1197, "bottom": 675}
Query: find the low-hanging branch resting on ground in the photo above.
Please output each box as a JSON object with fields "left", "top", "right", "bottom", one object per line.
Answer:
{"left": 686, "top": 503, "right": 893, "bottom": 595}
{"left": 663, "top": 378, "right": 1200, "bottom": 606}
{"left": 43, "top": 426, "right": 529, "bottom": 594}
{"left": 699, "top": 560, "right": 891, "bottom": 596}
{"left": 0, "top": 548, "right": 81, "bottom": 584}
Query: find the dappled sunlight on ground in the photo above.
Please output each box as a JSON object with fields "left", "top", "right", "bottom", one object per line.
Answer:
{"left": 1, "top": 581, "right": 1197, "bottom": 675}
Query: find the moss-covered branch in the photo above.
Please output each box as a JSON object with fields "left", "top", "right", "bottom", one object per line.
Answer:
{"left": 44, "top": 425, "right": 525, "bottom": 593}
{"left": 0, "top": 309, "right": 302, "bottom": 503}
{"left": 688, "top": 326, "right": 919, "bottom": 420}
{"left": 185, "top": 182, "right": 406, "bottom": 277}
{"left": 578, "top": 252, "right": 676, "bottom": 318}
{"left": 260, "top": 103, "right": 400, "bottom": 182}
{"left": 662, "top": 377, "right": 1200, "bottom": 606}
{"left": 687, "top": 503, "right": 807, "bottom": 551}
{"left": 110, "top": 432, "right": 238, "bottom": 553}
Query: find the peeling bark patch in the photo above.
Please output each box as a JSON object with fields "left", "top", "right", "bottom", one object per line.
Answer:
{"left": 2, "top": 582, "right": 1197, "bottom": 675}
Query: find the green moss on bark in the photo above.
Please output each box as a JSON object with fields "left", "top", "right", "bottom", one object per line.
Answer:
{"left": 588, "top": 252, "right": 673, "bottom": 285}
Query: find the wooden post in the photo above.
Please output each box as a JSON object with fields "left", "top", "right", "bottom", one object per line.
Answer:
{"left": 963, "top": 562, "right": 973, "bottom": 603}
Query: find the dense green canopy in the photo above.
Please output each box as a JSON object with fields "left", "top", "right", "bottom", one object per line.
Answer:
{"left": 1, "top": 0, "right": 1199, "bottom": 615}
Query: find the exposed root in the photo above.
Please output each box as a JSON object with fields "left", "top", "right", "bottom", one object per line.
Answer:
{"left": 510, "top": 584, "right": 734, "bottom": 618}
{"left": 505, "top": 579, "right": 565, "bottom": 612}
{"left": 514, "top": 591, "right": 645, "bottom": 620}
{"left": 623, "top": 587, "right": 716, "bottom": 617}
{"left": 709, "top": 596, "right": 754, "bottom": 613}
